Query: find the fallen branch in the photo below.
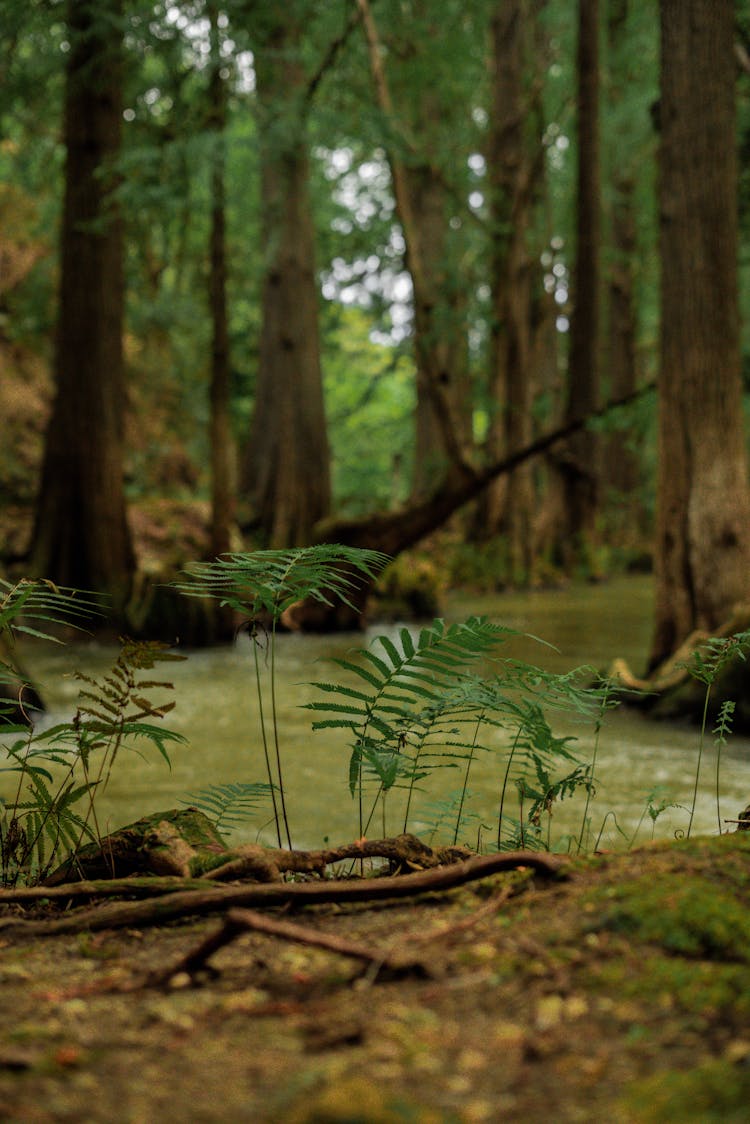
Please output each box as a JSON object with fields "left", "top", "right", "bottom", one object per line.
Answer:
{"left": 0, "top": 850, "right": 566, "bottom": 937}
{"left": 146, "top": 906, "right": 432, "bottom": 989}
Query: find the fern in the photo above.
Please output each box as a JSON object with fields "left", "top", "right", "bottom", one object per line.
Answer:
{"left": 172, "top": 545, "right": 390, "bottom": 618}
{"left": 173, "top": 546, "right": 390, "bottom": 850}
{"left": 180, "top": 782, "right": 275, "bottom": 839}
{"left": 0, "top": 577, "right": 100, "bottom": 641}
{"left": 0, "top": 638, "right": 186, "bottom": 885}
{"left": 307, "top": 618, "right": 516, "bottom": 837}
{"left": 681, "top": 630, "right": 750, "bottom": 838}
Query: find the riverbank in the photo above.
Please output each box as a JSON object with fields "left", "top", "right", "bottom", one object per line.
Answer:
{"left": 2, "top": 831, "right": 750, "bottom": 1122}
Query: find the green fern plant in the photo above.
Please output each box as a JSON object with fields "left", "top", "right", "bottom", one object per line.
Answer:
{"left": 173, "top": 546, "right": 390, "bottom": 848}
{"left": 306, "top": 617, "right": 513, "bottom": 839}
{"left": 1, "top": 638, "right": 187, "bottom": 885}
{"left": 180, "top": 782, "right": 275, "bottom": 840}
{"left": 307, "top": 619, "right": 608, "bottom": 849}
{"left": 681, "top": 630, "right": 750, "bottom": 838}
{"left": 0, "top": 578, "right": 100, "bottom": 723}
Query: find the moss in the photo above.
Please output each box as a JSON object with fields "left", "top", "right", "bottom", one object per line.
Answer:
{"left": 373, "top": 555, "right": 444, "bottom": 620}
{"left": 623, "top": 1059, "right": 750, "bottom": 1122}
{"left": 589, "top": 875, "right": 750, "bottom": 962}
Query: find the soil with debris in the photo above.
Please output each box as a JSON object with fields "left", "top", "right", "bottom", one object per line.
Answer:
{"left": 2, "top": 832, "right": 750, "bottom": 1123}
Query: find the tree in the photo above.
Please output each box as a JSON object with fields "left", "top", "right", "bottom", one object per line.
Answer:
{"left": 207, "top": 1, "right": 236, "bottom": 558}
{"left": 559, "top": 0, "right": 601, "bottom": 556}
{"left": 475, "top": 0, "right": 539, "bottom": 580}
{"left": 30, "top": 0, "right": 135, "bottom": 613}
{"left": 356, "top": 0, "right": 475, "bottom": 499}
{"left": 602, "top": 0, "right": 639, "bottom": 514}
{"left": 240, "top": 4, "right": 331, "bottom": 547}
{"left": 650, "top": 0, "right": 750, "bottom": 668}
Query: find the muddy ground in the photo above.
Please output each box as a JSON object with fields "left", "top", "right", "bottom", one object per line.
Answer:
{"left": 2, "top": 833, "right": 750, "bottom": 1123}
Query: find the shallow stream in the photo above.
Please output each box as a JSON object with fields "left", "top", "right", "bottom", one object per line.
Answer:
{"left": 14, "top": 574, "right": 750, "bottom": 852}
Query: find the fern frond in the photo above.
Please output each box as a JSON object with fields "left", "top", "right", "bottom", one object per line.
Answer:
{"left": 173, "top": 545, "right": 390, "bottom": 619}
{"left": 180, "top": 782, "right": 275, "bottom": 837}
{"left": 0, "top": 578, "right": 101, "bottom": 642}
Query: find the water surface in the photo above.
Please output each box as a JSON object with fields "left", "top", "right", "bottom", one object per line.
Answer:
{"left": 15, "top": 575, "right": 750, "bottom": 851}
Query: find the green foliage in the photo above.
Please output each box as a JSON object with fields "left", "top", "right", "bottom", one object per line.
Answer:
{"left": 180, "top": 782, "right": 276, "bottom": 840}
{"left": 0, "top": 578, "right": 99, "bottom": 720}
{"left": 173, "top": 546, "right": 390, "bottom": 849}
{"left": 306, "top": 614, "right": 605, "bottom": 847}
{"left": 680, "top": 631, "right": 750, "bottom": 838}
{"left": 1, "top": 638, "right": 186, "bottom": 886}
{"left": 0, "top": 581, "right": 184, "bottom": 886}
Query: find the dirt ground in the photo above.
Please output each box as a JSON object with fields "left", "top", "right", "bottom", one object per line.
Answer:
{"left": 2, "top": 833, "right": 750, "bottom": 1123}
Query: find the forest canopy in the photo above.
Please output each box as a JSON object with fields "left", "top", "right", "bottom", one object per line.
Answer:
{"left": 1, "top": 0, "right": 750, "bottom": 666}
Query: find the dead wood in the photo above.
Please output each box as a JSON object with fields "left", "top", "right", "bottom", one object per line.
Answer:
{"left": 147, "top": 906, "right": 432, "bottom": 989}
{"left": 0, "top": 850, "right": 566, "bottom": 937}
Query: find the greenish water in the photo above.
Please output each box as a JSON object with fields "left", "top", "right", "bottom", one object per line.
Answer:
{"left": 14, "top": 575, "right": 750, "bottom": 852}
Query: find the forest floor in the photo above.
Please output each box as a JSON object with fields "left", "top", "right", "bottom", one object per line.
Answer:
{"left": 2, "top": 833, "right": 750, "bottom": 1122}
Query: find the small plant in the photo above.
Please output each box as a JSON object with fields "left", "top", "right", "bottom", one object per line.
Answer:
{"left": 1, "top": 638, "right": 186, "bottom": 886}
{"left": 173, "top": 545, "right": 389, "bottom": 848}
{"left": 681, "top": 631, "right": 750, "bottom": 838}
{"left": 180, "top": 782, "right": 275, "bottom": 840}
{"left": 307, "top": 615, "right": 608, "bottom": 849}
{"left": 0, "top": 579, "right": 185, "bottom": 886}
{"left": 625, "top": 785, "right": 684, "bottom": 849}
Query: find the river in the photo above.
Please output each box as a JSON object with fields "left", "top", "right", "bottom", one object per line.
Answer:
{"left": 13, "top": 574, "right": 750, "bottom": 853}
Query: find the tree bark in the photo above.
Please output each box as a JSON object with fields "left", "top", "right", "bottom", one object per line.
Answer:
{"left": 207, "top": 3, "right": 236, "bottom": 560}
{"left": 475, "top": 0, "right": 536, "bottom": 581}
{"left": 560, "top": 0, "right": 601, "bottom": 556}
{"left": 30, "top": 0, "right": 135, "bottom": 614}
{"left": 241, "top": 9, "right": 331, "bottom": 547}
{"left": 356, "top": 0, "right": 474, "bottom": 499}
{"left": 603, "top": 0, "right": 641, "bottom": 524}
{"left": 650, "top": 0, "right": 750, "bottom": 668}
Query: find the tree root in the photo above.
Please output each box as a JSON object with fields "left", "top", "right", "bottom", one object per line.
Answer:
{"left": 0, "top": 849, "right": 566, "bottom": 937}
{"left": 610, "top": 605, "right": 750, "bottom": 695}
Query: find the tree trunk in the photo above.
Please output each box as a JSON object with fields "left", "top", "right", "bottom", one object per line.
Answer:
{"left": 560, "top": 0, "right": 601, "bottom": 557}
{"left": 407, "top": 162, "right": 472, "bottom": 501}
{"left": 356, "top": 0, "right": 474, "bottom": 500}
{"left": 208, "top": 4, "right": 236, "bottom": 559}
{"left": 650, "top": 0, "right": 750, "bottom": 668}
{"left": 602, "top": 0, "right": 641, "bottom": 529}
{"left": 30, "top": 0, "right": 135, "bottom": 614}
{"left": 241, "top": 13, "right": 331, "bottom": 547}
{"left": 474, "top": 0, "right": 536, "bottom": 581}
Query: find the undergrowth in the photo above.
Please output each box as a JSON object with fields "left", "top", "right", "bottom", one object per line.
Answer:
{"left": 2, "top": 548, "right": 748, "bottom": 886}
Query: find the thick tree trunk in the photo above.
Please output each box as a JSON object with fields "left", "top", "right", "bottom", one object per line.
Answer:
{"left": 560, "top": 0, "right": 601, "bottom": 555}
{"left": 650, "top": 0, "right": 750, "bottom": 668}
{"left": 30, "top": 0, "right": 135, "bottom": 614}
{"left": 241, "top": 15, "right": 331, "bottom": 547}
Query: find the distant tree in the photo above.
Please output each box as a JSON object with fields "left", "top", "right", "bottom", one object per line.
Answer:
{"left": 356, "top": 0, "right": 475, "bottom": 500}
{"left": 475, "top": 0, "right": 539, "bottom": 581}
{"left": 603, "top": 0, "right": 639, "bottom": 513}
{"left": 30, "top": 0, "right": 135, "bottom": 612}
{"left": 650, "top": 0, "right": 750, "bottom": 667}
{"left": 240, "top": 4, "right": 331, "bottom": 547}
{"left": 559, "top": 0, "right": 601, "bottom": 557}
{"left": 207, "top": 1, "right": 236, "bottom": 558}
